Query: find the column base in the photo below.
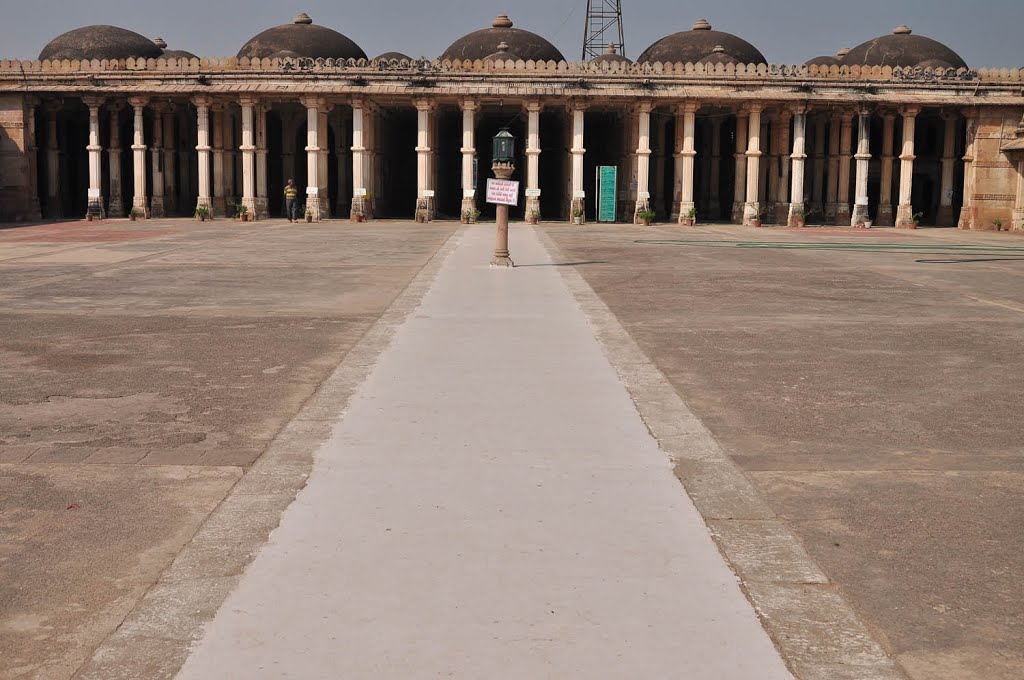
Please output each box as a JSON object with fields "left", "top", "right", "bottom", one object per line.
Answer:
{"left": 255, "top": 197, "right": 269, "bottom": 220}
{"left": 678, "top": 201, "right": 696, "bottom": 226}
{"left": 132, "top": 197, "right": 149, "bottom": 219}
{"left": 936, "top": 204, "right": 956, "bottom": 227}
{"left": 350, "top": 196, "right": 371, "bottom": 221}
{"left": 212, "top": 197, "right": 227, "bottom": 218}
{"left": 490, "top": 253, "right": 514, "bottom": 267}
{"left": 633, "top": 198, "right": 651, "bottom": 225}
{"left": 196, "top": 196, "right": 212, "bottom": 213}
{"left": 743, "top": 202, "right": 760, "bottom": 226}
{"left": 108, "top": 197, "right": 124, "bottom": 218}
{"left": 877, "top": 204, "right": 894, "bottom": 227}
{"left": 86, "top": 198, "right": 106, "bottom": 220}
{"left": 835, "top": 204, "right": 851, "bottom": 226}
{"left": 895, "top": 204, "right": 917, "bottom": 229}
{"left": 306, "top": 196, "right": 327, "bottom": 222}
{"left": 851, "top": 203, "right": 870, "bottom": 228}
{"left": 525, "top": 196, "right": 541, "bottom": 222}
{"left": 150, "top": 197, "right": 165, "bottom": 218}
{"left": 731, "top": 201, "right": 745, "bottom": 224}
{"left": 957, "top": 206, "right": 973, "bottom": 230}
{"left": 461, "top": 197, "right": 478, "bottom": 222}
{"left": 242, "top": 196, "right": 258, "bottom": 220}
{"left": 415, "top": 196, "right": 434, "bottom": 223}
{"left": 787, "top": 203, "right": 806, "bottom": 228}
{"left": 1012, "top": 209, "right": 1024, "bottom": 232}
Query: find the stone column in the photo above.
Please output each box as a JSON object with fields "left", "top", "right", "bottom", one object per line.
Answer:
{"left": 255, "top": 103, "right": 269, "bottom": 218}
{"left": 743, "top": 102, "right": 764, "bottom": 225}
{"left": 811, "top": 113, "right": 827, "bottom": 216}
{"left": 44, "top": 100, "right": 62, "bottom": 218}
{"left": 775, "top": 109, "right": 792, "bottom": 221}
{"left": 150, "top": 102, "right": 166, "bottom": 218}
{"left": 23, "top": 97, "right": 42, "bottom": 220}
{"left": 460, "top": 99, "right": 478, "bottom": 216}
{"left": 211, "top": 103, "right": 226, "bottom": 216}
{"left": 162, "top": 106, "right": 177, "bottom": 215}
{"left": 678, "top": 101, "right": 698, "bottom": 223}
{"left": 107, "top": 103, "right": 124, "bottom": 217}
{"left": 223, "top": 108, "right": 237, "bottom": 209}
{"left": 825, "top": 110, "right": 841, "bottom": 222}
{"left": 766, "top": 111, "right": 780, "bottom": 219}
{"left": 836, "top": 109, "right": 854, "bottom": 225}
{"left": 896, "top": 106, "right": 921, "bottom": 228}
{"left": 852, "top": 107, "right": 872, "bottom": 226}
{"left": 301, "top": 96, "right": 324, "bottom": 221}
{"left": 672, "top": 109, "right": 685, "bottom": 220}
{"left": 652, "top": 114, "right": 668, "bottom": 217}
{"left": 708, "top": 115, "right": 722, "bottom": 219}
{"left": 317, "top": 106, "right": 330, "bottom": 218}
{"left": 788, "top": 106, "right": 807, "bottom": 227}
{"left": 622, "top": 109, "right": 639, "bottom": 220}
{"left": 240, "top": 96, "right": 257, "bottom": 218}
{"left": 570, "top": 103, "right": 586, "bottom": 221}
{"left": 759, "top": 113, "right": 771, "bottom": 216}
{"left": 937, "top": 112, "right": 958, "bottom": 226}
{"left": 83, "top": 96, "right": 105, "bottom": 218}
{"left": 193, "top": 95, "right": 213, "bottom": 212}
{"left": 351, "top": 99, "right": 368, "bottom": 219}
{"left": 415, "top": 98, "right": 434, "bottom": 221}
{"left": 731, "top": 109, "right": 748, "bottom": 223}
{"left": 525, "top": 100, "right": 542, "bottom": 218}
{"left": 878, "top": 112, "right": 896, "bottom": 226}
{"left": 633, "top": 101, "right": 653, "bottom": 222}
{"left": 958, "top": 109, "right": 978, "bottom": 230}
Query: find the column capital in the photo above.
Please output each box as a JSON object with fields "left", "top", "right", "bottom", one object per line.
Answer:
{"left": 678, "top": 100, "right": 700, "bottom": 115}
{"left": 106, "top": 100, "right": 126, "bottom": 113}
{"left": 840, "top": 108, "right": 856, "bottom": 123}
{"left": 300, "top": 95, "right": 330, "bottom": 111}
{"left": 779, "top": 108, "right": 793, "bottom": 124}
{"left": 567, "top": 99, "right": 588, "bottom": 113}
{"left": 939, "top": 109, "right": 960, "bottom": 122}
{"left": 635, "top": 100, "right": 654, "bottom": 115}
{"left": 128, "top": 96, "right": 149, "bottom": 109}
{"left": 525, "top": 99, "right": 542, "bottom": 113}
{"left": 789, "top": 102, "right": 808, "bottom": 115}
{"left": 149, "top": 100, "right": 168, "bottom": 114}
{"left": 44, "top": 98, "right": 64, "bottom": 114}
{"left": 81, "top": 95, "right": 105, "bottom": 109}
{"left": 880, "top": 109, "right": 897, "bottom": 121}
{"left": 414, "top": 98, "right": 435, "bottom": 112}
{"left": 192, "top": 94, "right": 214, "bottom": 109}
{"left": 460, "top": 99, "right": 479, "bottom": 113}
{"left": 856, "top": 104, "right": 873, "bottom": 117}
{"left": 742, "top": 101, "right": 764, "bottom": 114}
{"left": 900, "top": 105, "right": 922, "bottom": 118}
{"left": 239, "top": 94, "right": 260, "bottom": 107}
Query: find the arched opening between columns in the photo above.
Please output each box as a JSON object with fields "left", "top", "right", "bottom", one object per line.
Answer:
{"left": 582, "top": 110, "right": 624, "bottom": 223}
{"left": 375, "top": 106, "right": 417, "bottom": 219}
{"left": 475, "top": 107, "right": 527, "bottom": 221}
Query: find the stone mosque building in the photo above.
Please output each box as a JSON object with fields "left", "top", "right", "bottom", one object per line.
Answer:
{"left": 1, "top": 12, "right": 1023, "bottom": 230}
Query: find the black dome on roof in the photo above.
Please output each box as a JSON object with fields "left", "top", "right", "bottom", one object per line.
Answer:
{"left": 440, "top": 15, "right": 564, "bottom": 63}
{"left": 843, "top": 25, "right": 966, "bottom": 69}
{"left": 591, "top": 44, "right": 631, "bottom": 65}
{"left": 161, "top": 49, "right": 198, "bottom": 60}
{"left": 375, "top": 51, "right": 412, "bottom": 61}
{"left": 638, "top": 19, "right": 765, "bottom": 65}
{"left": 237, "top": 12, "right": 366, "bottom": 60}
{"left": 805, "top": 48, "right": 848, "bottom": 67}
{"left": 40, "top": 25, "right": 164, "bottom": 61}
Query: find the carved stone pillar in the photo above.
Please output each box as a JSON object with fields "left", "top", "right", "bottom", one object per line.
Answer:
{"left": 350, "top": 99, "right": 370, "bottom": 219}
{"left": 44, "top": 100, "right": 63, "bottom": 218}
{"left": 461, "top": 99, "right": 478, "bottom": 217}
{"left": 878, "top": 112, "right": 896, "bottom": 226}
{"left": 107, "top": 102, "right": 124, "bottom": 217}
{"left": 301, "top": 96, "right": 330, "bottom": 220}
{"left": 83, "top": 96, "right": 105, "bottom": 218}
{"left": 896, "top": 106, "right": 921, "bottom": 228}
{"left": 825, "top": 110, "right": 841, "bottom": 223}
{"left": 836, "top": 109, "right": 854, "bottom": 225}
{"left": 852, "top": 107, "right": 872, "bottom": 227}
{"left": 958, "top": 109, "right": 977, "bottom": 230}
{"left": 788, "top": 106, "right": 807, "bottom": 227}
{"left": 255, "top": 103, "right": 269, "bottom": 218}
{"left": 150, "top": 102, "right": 166, "bottom": 218}
{"left": 570, "top": 103, "right": 586, "bottom": 221}
{"left": 414, "top": 98, "right": 434, "bottom": 221}
{"left": 193, "top": 95, "right": 213, "bottom": 212}
{"left": 743, "top": 102, "right": 764, "bottom": 225}
{"left": 759, "top": 113, "right": 771, "bottom": 217}
{"left": 240, "top": 96, "right": 257, "bottom": 218}
{"left": 731, "top": 109, "right": 748, "bottom": 223}
{"left": 937, "top": 111, "right": 958, "bottom": 226}
{"left": 525, "top": 100, "right": 542, "bottom": 218}
{"left": 678, "top": 101, "right": 698, "bottom": 223}
{"left": 633, "top": 101, "right": 653, "bottom": 222}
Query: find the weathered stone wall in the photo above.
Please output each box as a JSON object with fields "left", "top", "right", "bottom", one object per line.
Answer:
{"left": 968, "top": 108, "right": 1020, "bottom": 230}
{"left": 0, "top": 94, "right": 31, "bottom": 221}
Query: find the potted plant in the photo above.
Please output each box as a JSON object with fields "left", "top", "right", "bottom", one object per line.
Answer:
{"left": 128, "top": 207, "right": 141, "bottom": 222}
{"left": 680, "top": 207, "right": 697, "bottom": 226}
{"left": 571, "top": 206, "right": 585, "bottom": 225}
{"left": 234, "top": 203, "right": 249, "bottom": 222}
{"left": 527, "top": 209, "right": 540, "bottom": 225}
{"left": 194, "top": 205, "right": 211, "bottom": 222}
{"left": 304, "top": 205, "right": 313, "bottom": 223}
{"left": 911, "top": 211, "right": 923, "bottom": 229}
{"left": 637, "top": 209, "right": 657, "bottom": 226}
{"left": 994, "top": 217, "right": 1004, "bottom": 231}
{"left": 461, "top": 208, "right": 480, "bottom": 224}
{"left": 750, "top": 203, "right": 763, "bottom": 228}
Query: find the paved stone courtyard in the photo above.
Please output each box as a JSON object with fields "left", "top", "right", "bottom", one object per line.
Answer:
{"left": 0, "top": 217, "right": 1022, "bottom": 679}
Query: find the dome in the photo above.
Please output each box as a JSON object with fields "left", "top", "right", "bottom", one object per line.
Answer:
{"left": 40, "top": 25, "right": 164, "bottom": 61}
{"left": 375, "top": 51, "right": 412, "bottom": 61}
{"left": 237, "top": 12, "right": 366, "bottom": 61}
{"left": 805, "top": 48, "right": 848, "bottom": 67}
{"left": 591, "top": 43, "right": 631, "bottom": 65}
{"left": 638, "top": 19, "right": 766, "bottom": 65}
{"left": 440, "top": 15, "right": 564, "bottom": 63}
{"left": 162, "top": 49, "right": 198, "bottom": 60}
{"left": 485, "top": 41, "right": 521, "bottom": 62}
{"left": 843, "top": 25, "right": 966, "bottom": 69}
{"left": 699, "top": 45, "right": 738, "bottom": 66}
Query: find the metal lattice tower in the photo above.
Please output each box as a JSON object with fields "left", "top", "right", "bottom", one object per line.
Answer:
{"left": 582, "top": 0, "right": 625, "bottom": 61}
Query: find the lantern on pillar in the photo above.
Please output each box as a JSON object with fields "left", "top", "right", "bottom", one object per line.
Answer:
{"left": 492, "top": 128, "right": 515, "bottom": 163}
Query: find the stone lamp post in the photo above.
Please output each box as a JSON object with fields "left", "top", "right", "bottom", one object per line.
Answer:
{"left": 491, "top": 128, "right": 515, "bottom": 267}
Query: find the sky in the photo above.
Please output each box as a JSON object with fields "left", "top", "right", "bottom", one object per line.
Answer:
{"left": 2, "top": 0, "right": 1022, "bottom": 67}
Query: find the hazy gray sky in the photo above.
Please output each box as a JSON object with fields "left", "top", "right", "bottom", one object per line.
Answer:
{"left": 3, "top": 0, "right": 1022, "bottom": 67}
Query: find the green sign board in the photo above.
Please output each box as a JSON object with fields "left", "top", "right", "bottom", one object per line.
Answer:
{"left": 597, "top": 166, "right": 617, "bottom": 222}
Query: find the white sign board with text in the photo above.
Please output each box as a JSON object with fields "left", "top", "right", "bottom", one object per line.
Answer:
{"left": 486, "top": 178, "right": 520, "bottom": 206}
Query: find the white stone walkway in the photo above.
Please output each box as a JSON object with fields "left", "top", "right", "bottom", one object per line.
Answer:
{"left": 176, "top": 225, "right": 793, "bottom": 679}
